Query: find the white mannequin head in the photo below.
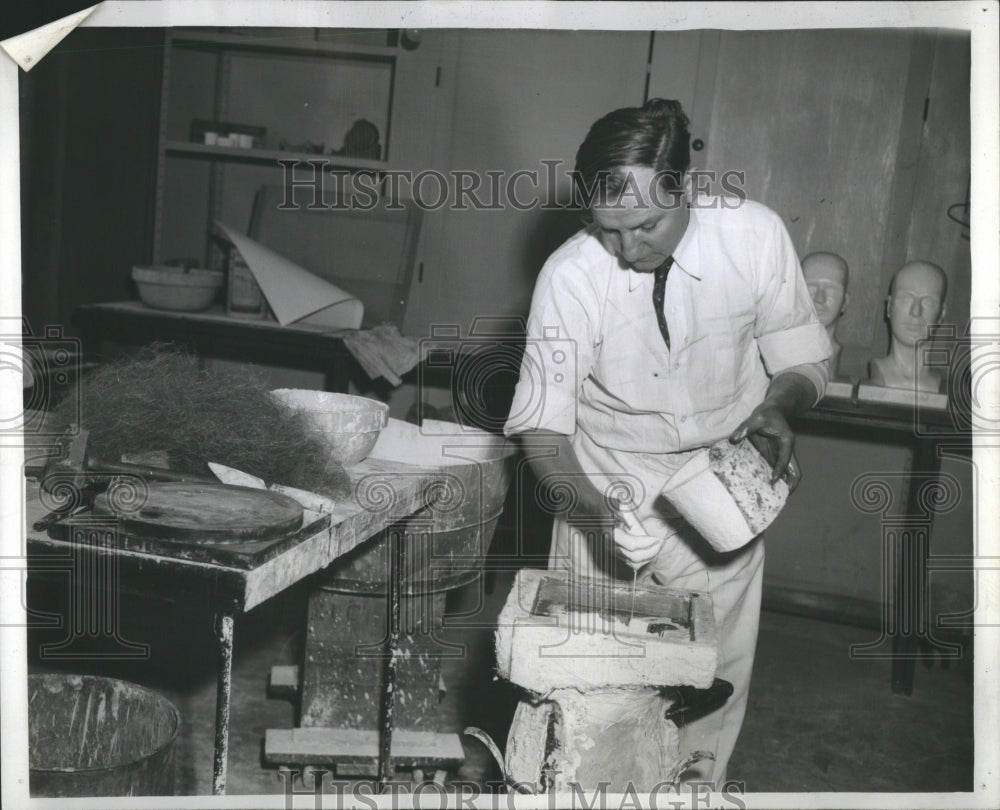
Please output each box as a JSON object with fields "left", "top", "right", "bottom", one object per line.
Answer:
{"left": 886, "top": 261, "right": 947, "bottom": 348}
{"left": 802, "top": 252, "right": 849, "bottom": 331}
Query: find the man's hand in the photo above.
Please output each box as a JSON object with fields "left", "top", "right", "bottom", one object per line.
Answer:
{"left": 729, "top": 402, "right": 800, "bottom": 490}
{"left": 728, "top": 371, "right": 819, "bottom": 493}
{"left": 614, "top": 525, "right": 665, "bottom": 569}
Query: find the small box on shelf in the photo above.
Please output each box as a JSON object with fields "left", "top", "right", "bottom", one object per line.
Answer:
{"left": 824, "top": 379, "right": 855, "bottom": 400}
{"left": 190, "top": 119, "right": 266, "bottom": 149}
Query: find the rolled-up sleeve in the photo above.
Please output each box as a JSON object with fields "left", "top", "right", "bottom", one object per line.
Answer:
{"left": 753, "top": 213, "right": 833, "bottom": 381}
{"left": 503, "top": 249, "right": 598, "bottom": 437}
{"left": 757, "top": 322, "right": 832, "bottom": 375}
{"left": 773, "top": 360, "right": 829, "bottom": 405}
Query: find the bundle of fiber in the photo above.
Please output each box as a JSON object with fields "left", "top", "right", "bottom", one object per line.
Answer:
{"left": 49, "top": 344, "right": 352, "bottom": 499}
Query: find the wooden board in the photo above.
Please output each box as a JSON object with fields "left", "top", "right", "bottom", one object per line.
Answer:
{"left": 298, "top": 589, "right": 448, "bottom": 732}
{"left": 46, "top": 510, "right": 331, "bottom": 572}
{"left": 264, "top": 727, "right": 464, "bottom": 768}
{"left": 531, "top": 574, "right": 692, "bottom": 631}
{"left": 27, "top": 457, "right": 456, "bottom": 603}
{"left": 93, "top": 482, "right": 303, "bottom": 543}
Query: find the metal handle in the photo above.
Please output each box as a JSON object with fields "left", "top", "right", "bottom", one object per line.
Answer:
{"left": 663, "top": 678, "right": 734, "bottom": 727}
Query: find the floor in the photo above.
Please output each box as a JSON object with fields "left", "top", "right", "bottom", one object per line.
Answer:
{"left": 26, "top": 568, "right": 974, "bottom": 798}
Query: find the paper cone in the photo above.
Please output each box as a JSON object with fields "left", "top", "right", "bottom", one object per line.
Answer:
{"left": 216, "top": 222, "right": 364, "bottom": 329}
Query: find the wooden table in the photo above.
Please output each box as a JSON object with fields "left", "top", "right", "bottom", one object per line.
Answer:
{"left": 787, "top": 381, "right": 972, "bottom": 695}
{"left": 25, "top": 457, "right": 446, "bottom": 795}
{"left": 73, "top": 301, "right": 364, "bottom": 392}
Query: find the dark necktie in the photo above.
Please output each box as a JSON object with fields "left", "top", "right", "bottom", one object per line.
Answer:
{"left": 652, "top": 256, "right": 674, "bottom": 349}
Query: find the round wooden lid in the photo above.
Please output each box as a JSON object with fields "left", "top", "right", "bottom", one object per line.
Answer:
{"left": 93, "top": 482, "right": 304, "bottom": 543}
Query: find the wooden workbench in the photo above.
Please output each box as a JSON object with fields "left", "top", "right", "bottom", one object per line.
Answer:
{"left": 25, "top": 456, "right": 446, "bottom": 795}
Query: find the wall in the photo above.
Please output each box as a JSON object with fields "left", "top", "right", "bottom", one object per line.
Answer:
{"left": 903, "top": 31, "right": 972, "bottom": 342}
{"left": 696, "top": 31, "right": 974, "bottom": 611}
{"left": 389, "top": 29, "right": 653, "bottom": 419}
{"left": 19, "top": 28, "right": 163, "bottom": 338}
{"left": 410, "top": 29, "right": 971, "bottom": 367}
{"left": 407, "top": 29, "right": 652, "bottom": 336}
{"left": 688, "top": 29, "right": 917, "bottom": 376}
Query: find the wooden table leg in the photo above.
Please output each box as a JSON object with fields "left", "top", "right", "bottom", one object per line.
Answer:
{"left": 890, "top": 523, "right": 922, "bottom": 696}
{"left": 377, "top": 525, "right": 405, "bottom": 789}
{"left": 213, "top": 612, "right": 235, "bottom": 795}
{"left": 850, "top": 436, "right": 961, "bottom": 694}
{"left": 891, "top": 438, "right": 942, "bottom": 696}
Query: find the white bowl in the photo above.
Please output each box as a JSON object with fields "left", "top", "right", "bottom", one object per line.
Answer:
{"left": 132, "top": 265, "right": 224, "bottom": 312}
{"left": 271, "top": 389, "right": 389, "bottom": 464}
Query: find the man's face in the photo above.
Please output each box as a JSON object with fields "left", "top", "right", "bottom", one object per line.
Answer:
{"left": 591, "top": 165, "right": 691, "bottom": 273}
{"left": 888, "top": 263, "right": 946, "bottom": 347}
{"left": 802, "top": 257, "right": 848, "bottom": 328}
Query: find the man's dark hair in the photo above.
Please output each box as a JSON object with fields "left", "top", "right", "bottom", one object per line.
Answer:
{"left": 573, "top": 98, "right": 691, "bottom": 207}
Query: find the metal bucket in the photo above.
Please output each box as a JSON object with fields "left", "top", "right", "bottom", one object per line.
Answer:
{"left": 321, "top": 452, "right": 513, "bottom": 595}
{"left": 29, "top": 674, "right": 180, "bottom": 797}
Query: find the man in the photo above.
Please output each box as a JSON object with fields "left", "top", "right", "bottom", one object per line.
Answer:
{"left": 503, "top": 99, "right": 832, "bottom": 784}
{"left": 802, "top": 251, "right": 849, "bottom": 376}
{"left": 869, "top": 260, "right": 948, "bottom": 393}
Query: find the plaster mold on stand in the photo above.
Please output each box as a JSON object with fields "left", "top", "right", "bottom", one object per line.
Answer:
{"left": 495, "top": 568, "right": 718, "bottom": 792}
{"left": 506, "top": 687, "right": 683, "bottom": 792}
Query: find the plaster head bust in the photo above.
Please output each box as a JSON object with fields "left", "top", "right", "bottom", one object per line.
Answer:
{"left": 802, "top": 252, "right": 849, "bottom": 331}
{"left": 869, "top": 261, "right": 948, "bottom": 393}
{"left": 801, "top": 251, "right": 849, "bottom": 377}
{"left": 886, "top": 260, "right": 948, "bottom": 347}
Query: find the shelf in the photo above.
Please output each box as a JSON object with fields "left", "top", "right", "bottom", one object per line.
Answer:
{"left": 170, "top": 30, "right": 398, "bottom": 63}
{"left": 856, "top": 382, "right": 948, "bottom": 411}
{"left": 164, "top": 140, "right": 388, "bottom": 172}
{"left": 74, "top": 302, "right": 362, "bottom": 393}
{"left": 154, "top": 26, "right": 413, "bottom": 270}
{"left": 803, "top": 388, "right": 962, "bottom": 435}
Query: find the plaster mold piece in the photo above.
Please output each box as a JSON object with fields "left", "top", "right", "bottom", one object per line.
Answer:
{"left": 495, "top": 569, "right": 717, "bottom": 695}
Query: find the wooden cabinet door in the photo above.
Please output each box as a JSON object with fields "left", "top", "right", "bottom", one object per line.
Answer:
{"left": 405, "top": 30, "right": 652, "bottom": 336}
{"left": 20, "top": 28, "right": 163, "bottom": 335}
